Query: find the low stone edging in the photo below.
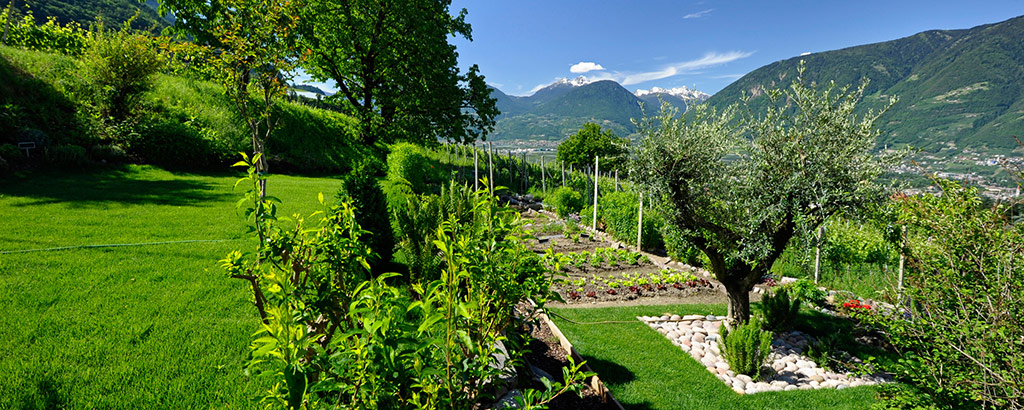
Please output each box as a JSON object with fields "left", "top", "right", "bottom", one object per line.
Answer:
{"left": 639, "top": 314, "right": 892, "bottom": 394}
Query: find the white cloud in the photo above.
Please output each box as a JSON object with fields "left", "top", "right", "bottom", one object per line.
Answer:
{"left": 570, "top": 62, "right": 606, "bottom": 73}
{"left": 711, "top": 73, "right": 745, "bottom": 80}
{"left": 800, "top": 52, "right": 811, "bottom": 56}
{"left": 619, "top": 51, "right": 754, "bottom": 85}
{"left": 683, "top": 8, "right": 713, "bottom": 19}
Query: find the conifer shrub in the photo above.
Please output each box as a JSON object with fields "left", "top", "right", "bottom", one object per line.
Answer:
{"left": 720, "top": 318, "right": 772, "bottom": 379}
{"left": 759, "top": 287, "right": 801, "bottom": 332}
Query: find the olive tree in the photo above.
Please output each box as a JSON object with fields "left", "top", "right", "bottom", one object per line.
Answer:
{"left": 633, "top": 64, "right": 898, "bottom": 323}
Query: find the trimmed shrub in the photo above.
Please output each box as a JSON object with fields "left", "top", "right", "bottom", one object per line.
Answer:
{"left": 720, "top": 318, "right": 772, "bottom": 379}
{"left": 340, "top": 156, "right": 394, "bottom": 271}
{"left": 47, "top": 144, "right": 88, "bottom": 168}
{"left": 546, "top": 186, "right": 583, "bottom": 218}
{"left": 759, "top": 287, "right": 801, "bottom": 332}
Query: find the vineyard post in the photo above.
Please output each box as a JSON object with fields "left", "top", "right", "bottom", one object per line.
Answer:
{"left": 474, "top": 145, "right": 479, "bottom": 192}
{"left": 898, "top": 225, "right": 906, "bottom": 298}
{"left": 637, "top": 191, "right": 644, "bottom": 252}
{"left": 593, "top": 156, "right": 599, "bottom": 232}
{"left": 615, "top": 170, "right": 619, "bottom": 192}
{"left": 541, "top": 155, "right": 546, "bottom": 191}
{"left": 488, "top": 142, "right": 494, "bottom": 193}
{"left": 561, "top": 161, "right": 565, "bottom": 187}
{"left": 508, "top": 151, "right": 514, "bottom": 191}
{"left": 814, "top": 225, "right": 824, "bottom": 284}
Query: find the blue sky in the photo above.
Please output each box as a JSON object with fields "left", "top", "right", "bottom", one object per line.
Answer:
{"left": 449, "top": 0, "right": 1024, "bottom": 96}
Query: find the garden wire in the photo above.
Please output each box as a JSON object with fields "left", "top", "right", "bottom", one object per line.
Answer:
{"left": 0, "top": 239, "right": 245, "bottom": 254}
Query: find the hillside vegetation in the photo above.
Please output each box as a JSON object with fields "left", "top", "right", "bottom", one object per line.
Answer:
{"left": 707, "top": 15, "right": 1024, "bottom": 154}
{"left": 0, "top": 45, "right": 363, "bottom": 173}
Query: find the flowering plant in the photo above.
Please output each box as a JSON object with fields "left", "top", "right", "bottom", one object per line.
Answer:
{"left": 841, "top": 299, "right": 871, "bottom": 315}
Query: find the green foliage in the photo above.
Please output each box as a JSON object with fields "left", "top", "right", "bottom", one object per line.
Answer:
{"left": 338, "top": 156, "right": 394, "bottom": 269}
{"left": 758, "top": 287, "right": 801, "bottom": 332}
{"left": 293, "top": 0, "right": 496, "bottom": 146}
{"left": 720, "top": 319, "right": 773, "bottom": 380}
{"left": 78, "top": 28, "right": 161, "bottom": 130}
{"left": 390, "top": 180, "right": 477, "bottom": 283}
{"left": 125, "top": 117, "right": 231, "bottom": 168}
{"left": 16, "top": 0, "right": 169, "bottom": 32}
{"left": 0, "top": 143, "right": 21, "bottom": 163}
{"left": 387, "top": 143, "right": 443, "bottom": 193}
{"left": 556, "top": 122, "right": 628, "bottom": 171}
{"left": 46, "top": 144, "right": 87, "bottom": 168}
{"left": 781, "top": 278, "right": 828, "bottom": 308}
{"left": 863, "top": 179, "right": 1024, "bottom": 409}
{"left": 821, "top": 218, "right": 896, "bottom": 269}
{"left": 225, "top": 159, "right": 588, "bottom": 409}
{"left": 595, "top": 190, "right": 663, "bottom": 250}
{"left": 546, "top": 186, "right": 583, "bottom": 218}
{"left": 0, "top": 46, "right": 87, "bottom": 147}
{"left": 633, "top": 62, "right": 899, "bottom": 323}
{"left": 88, "top": 143, "right": 126, "bottom": 163}
{"left": 0, "top": 8, "right": 89, "bottom": 55}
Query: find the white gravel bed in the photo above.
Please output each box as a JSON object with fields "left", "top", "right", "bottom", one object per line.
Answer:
{"left": 638, "top": 314, "right": 891, "bottom": 394}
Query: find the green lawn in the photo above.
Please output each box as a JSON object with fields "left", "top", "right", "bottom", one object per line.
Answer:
{"left": 0, "top": 165, "right": 343, "bottom": 409}
{"left": 548, "top": 304, "right": 880, "bottom": 410}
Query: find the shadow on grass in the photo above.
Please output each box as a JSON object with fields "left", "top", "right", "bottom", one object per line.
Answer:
{"left": 17, "top": 375, "right": 66, "bottom": 410}
{"left": 0, "top": 166, "right": 233, "bottom": 208}
{"left": 581, "top": 355, "right": 635, "bottom": 386}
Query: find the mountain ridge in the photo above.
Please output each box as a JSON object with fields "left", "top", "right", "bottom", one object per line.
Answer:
{"left": 705, "top": 15, "right": 1024, "bottom": 153}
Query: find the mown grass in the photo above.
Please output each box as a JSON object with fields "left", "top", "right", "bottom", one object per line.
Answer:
{"left": 548, "top": 304, "right": 881, "bottom": 410}
{"left": 0, "top": 165, "right": 343, "bottom": 409}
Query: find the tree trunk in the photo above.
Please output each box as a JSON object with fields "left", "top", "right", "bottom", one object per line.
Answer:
{"left": 724, "top": 281, "right": 752, "bottom": 324}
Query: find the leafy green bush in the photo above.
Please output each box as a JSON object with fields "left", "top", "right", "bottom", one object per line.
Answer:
{"left": 223, "top": 157, "right": 590, "bottom": 409}
{"left": 863, "top": 179, "right": 1024, "bottom": 409}
{"left": 782, "top": 278, "right": 828, "bottom": 307}
{"left": 597, "top": 190, "right": 664, "bottom": 250}
{"left": 546, "top": 186, "right": 583, "bottom": 218}
{"left": 720, "top": 318, "right": 772, "bottom": 380}
{"left": 758, "top": 287, "right": 801, "bottom": 332}
{"left": 387, "top": 142, "right": 441, "bottom": 194}
{"left": 78, "top": 29, "right": 161, "bottom": 131}
{"left": 126, "top": 120, "right": 229, "bottom": 169}
{"left": 0, "top": 9, "right": 89, "bottom": 56}
{"left": 339, "top": 156, "right": 394, "bottom": 269}
{"left": 47, "top": 144, "right": 88, "bottom": 168}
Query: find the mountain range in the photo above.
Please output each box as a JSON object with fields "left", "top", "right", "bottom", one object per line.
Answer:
{"left": 706, "top": 15, "right": 1024, "bottom": 153}
{"left": 488, "top": 77, "right": 709, "bottom": 141}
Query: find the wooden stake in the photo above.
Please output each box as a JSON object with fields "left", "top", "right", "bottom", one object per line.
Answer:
{"left": 488, "top": 142, "right": 494, "bottom": 193}
{"left": 474, "top": 145, "right": 479, "bottom": 192}
{"left": 593, "top": 156, "right": 599, "bottom": 231}
{"left": 637, "top": 192, "right": 644, "bottom": 251}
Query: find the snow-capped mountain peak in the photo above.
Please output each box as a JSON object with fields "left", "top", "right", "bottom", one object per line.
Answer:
{"left": 634, "top": 85, "right": 710, "bottom": 102}
{"left": 553, "top": 76, "right": 592, "bottom": 87}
